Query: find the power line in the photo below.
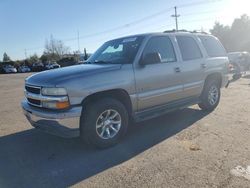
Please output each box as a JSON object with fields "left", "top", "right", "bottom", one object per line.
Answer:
{"left": 155, "top": 17, "right": 217, "bottom": 31}
{"left": 52, "top": 1, "right": 224, "bottom": 42}
{"left": 114, "top": 9, "right": 222, "bottom": 37}
{"left": 63, "top": 7, "right": 173, "bottom": 42}
{"left": 178, "top": 0, "right": 224, "bottom": 8}
{"left": 74, "top": 0, "right": 224, "bottom": 40}
{"left": 24, "top": 0, "right": 224, "bottom": 53}
{"left": 182, "top": 9, "right": 221, "bottom": 16}
{"left": 180, "top": 17, "right": 216, "bottom": 23}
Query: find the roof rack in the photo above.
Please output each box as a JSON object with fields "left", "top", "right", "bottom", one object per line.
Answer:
{"left": 191, "top": 30, "right": 209, "bottom": 34}
{"left": 163, "top": 29, "right": 208, "bottom": 34}
{"left": 163, "top": 29, "right": 188, "bottom": 33}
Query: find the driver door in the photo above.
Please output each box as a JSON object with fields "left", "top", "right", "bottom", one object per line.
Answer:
{"left": 134, "top": 36, "right": 184, "bottom": 111}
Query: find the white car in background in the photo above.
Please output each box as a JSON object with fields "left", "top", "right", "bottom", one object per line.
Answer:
{"left": 45, "top": 62, "right": 61, "bottom": 70}
{"left": 3, "top": 64, "right": 17, "bottom": 73}
{"left": 18, "top": 65, "right": 31, "bottom": 73}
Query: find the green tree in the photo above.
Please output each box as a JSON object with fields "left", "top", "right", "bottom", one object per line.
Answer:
{"left": 210, "top": 14, "right": 250, "bottom": 52}
{"left": 231, "top": 14, "right": 250, "bottom": 51}
{"left": 3, "top": 52, "right": 11, "bottom": 62}
{"left": 29, "top": 54, "right": 39, "bottom": 64}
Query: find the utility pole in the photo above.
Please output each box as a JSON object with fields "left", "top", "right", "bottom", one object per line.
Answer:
{"left": 24, "top": 49, "right": 27, "bottom": 66}
{"left": 84, "top": 48, "right": 87, "bottom": 60}
{"left": 171, "top": 6, "right": 180, "bottom": 31}
{"left": 77, "top": 30, "right": 80, "bottom": 52}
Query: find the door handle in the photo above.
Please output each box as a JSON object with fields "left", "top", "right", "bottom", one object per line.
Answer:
{"left": 201, "top": 63, "right": 207, "bottom": 69}
{"left": 174, "top": 67, "right": 181, "bottom": 73}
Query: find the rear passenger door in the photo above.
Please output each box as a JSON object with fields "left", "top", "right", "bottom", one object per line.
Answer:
{"left": 176, "top": 35, "right": 206, "bottom": 98}
{"left": 134, "top": 36, "right": 184, "bottom": 111}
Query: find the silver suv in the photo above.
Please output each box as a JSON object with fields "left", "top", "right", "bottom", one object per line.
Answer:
{"left": 22, "top": 32, "right": 229, "bottom": 148}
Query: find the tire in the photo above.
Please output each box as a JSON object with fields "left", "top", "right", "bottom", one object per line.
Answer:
{"left": 80, "top": 98, "right": 129, "bottom": 149}
{"left": 198, "top": 79, "right": 221, "bottom": 111}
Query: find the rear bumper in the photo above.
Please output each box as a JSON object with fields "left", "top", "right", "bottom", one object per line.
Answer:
{"left": 21, "top": 100, "right": 82, "bottom": 138}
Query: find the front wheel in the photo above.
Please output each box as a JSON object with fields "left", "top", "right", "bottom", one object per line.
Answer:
{"left": 199, "top": 80, "right": 221, "bottom": 111}
{"left": 80, "top": 98, "right": 129, "bottom": 148}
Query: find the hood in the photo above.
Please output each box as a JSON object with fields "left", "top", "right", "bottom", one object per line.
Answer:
{"left": 26, "top": 64, "right": 122, "bottom": 86}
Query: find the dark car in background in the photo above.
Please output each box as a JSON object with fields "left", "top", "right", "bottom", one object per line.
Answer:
{"left": 18, "top": 65, "right": 31, "bottom": 73}
{"left": 32, "top": 62, "right": 44, "bottom": 72}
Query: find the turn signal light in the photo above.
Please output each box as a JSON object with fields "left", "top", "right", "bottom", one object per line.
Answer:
{"left": 56, "top": 101, "right": 70, "bottom": 109}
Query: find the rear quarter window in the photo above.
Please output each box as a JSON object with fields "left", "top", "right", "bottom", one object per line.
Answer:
{"left": 199, "top": 35, "right": 226, "bottom": 57}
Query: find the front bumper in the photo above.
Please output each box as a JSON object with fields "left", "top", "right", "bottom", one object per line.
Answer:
{"left": 21, "top": 100, "right": 82, "bottom": 138}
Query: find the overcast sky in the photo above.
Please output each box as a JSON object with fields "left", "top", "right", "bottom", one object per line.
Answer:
{"left": 0, "top": 0, "right": 249, "bottom": 60}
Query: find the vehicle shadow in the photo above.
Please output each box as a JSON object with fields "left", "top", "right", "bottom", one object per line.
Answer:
{"left": 0, "top": 107, "right": 210, "bottom": 188}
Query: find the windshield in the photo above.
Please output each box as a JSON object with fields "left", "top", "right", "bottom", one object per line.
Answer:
{"left": 88, "top": 36, "right": 144, "bottom": 64}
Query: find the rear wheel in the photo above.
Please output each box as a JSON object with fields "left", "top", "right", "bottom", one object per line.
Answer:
{"left": 199, "top": 80, "right": 221, "bottom": 111}
{"left": 80, "top": 98, "right": 129, "bottom": 148}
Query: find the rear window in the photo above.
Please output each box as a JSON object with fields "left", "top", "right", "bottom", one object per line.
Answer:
{"left": 176, "top": 36, "right": 202, "bottom": 61}
{"left": 199, "top": 35, "right": 226, "bottom": 57}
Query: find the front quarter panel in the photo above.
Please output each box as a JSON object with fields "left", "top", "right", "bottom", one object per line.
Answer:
{"left": 56, "top": 64, "right": 136, "bottom": 107}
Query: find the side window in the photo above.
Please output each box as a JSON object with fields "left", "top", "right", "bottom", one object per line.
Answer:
{"left": 143, "top": 36, "right": 176, "bottom": 63}
{"left": 199, "top": 35, "right": 226, "bottom": 57}
{"left": 176, "top": 36, "right": 202, "bottom": 61}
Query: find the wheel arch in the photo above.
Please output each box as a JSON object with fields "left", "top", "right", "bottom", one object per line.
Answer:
{"left": 204, "top": 72, "right": 222, "bottom": 88}
{"left": 81, "top": 89, "right": 133, "bottom": 116}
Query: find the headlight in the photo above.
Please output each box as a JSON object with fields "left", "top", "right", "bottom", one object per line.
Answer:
{"left": 41, "top": 87, "right": 67, "bottom": 96}
{"left": 41, "top": 87, "right": 69, "bottom": 109}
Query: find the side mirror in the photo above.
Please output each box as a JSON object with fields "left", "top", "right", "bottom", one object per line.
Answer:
{"left": 140, "top": 52, "right": 161, "bottom": 65}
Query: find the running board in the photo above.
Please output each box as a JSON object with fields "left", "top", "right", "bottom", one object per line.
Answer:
{"left": 134, "top": 98, "right": 200, "bottom": 122}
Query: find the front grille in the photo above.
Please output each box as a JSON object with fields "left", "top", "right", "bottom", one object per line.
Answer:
{"left": 25, "top": 85, "right": 41, "bottom": 107}
{"left": 27, "top": 98, "right": 41, "bottom": 106}
{"left": 25, "top": 85, "right": 41, "bottom": 94}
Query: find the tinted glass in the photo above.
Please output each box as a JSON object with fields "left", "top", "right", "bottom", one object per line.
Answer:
{"left": 176, "top": 36, "right": 202, "bottom": 61}
{"left": 199, "top": 35, "right": 226, "bottom": 57}
{"left": 143, "top": 36, "right": 176, "bottom": 63}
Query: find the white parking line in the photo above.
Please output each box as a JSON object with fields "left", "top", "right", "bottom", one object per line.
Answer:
{"left": 230, "top": 165, "right": 250, "bottom": 180}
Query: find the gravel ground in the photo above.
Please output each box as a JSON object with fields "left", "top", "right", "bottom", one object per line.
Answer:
{"left": 0, "top": 73, "right": 250, "bottom": 188}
